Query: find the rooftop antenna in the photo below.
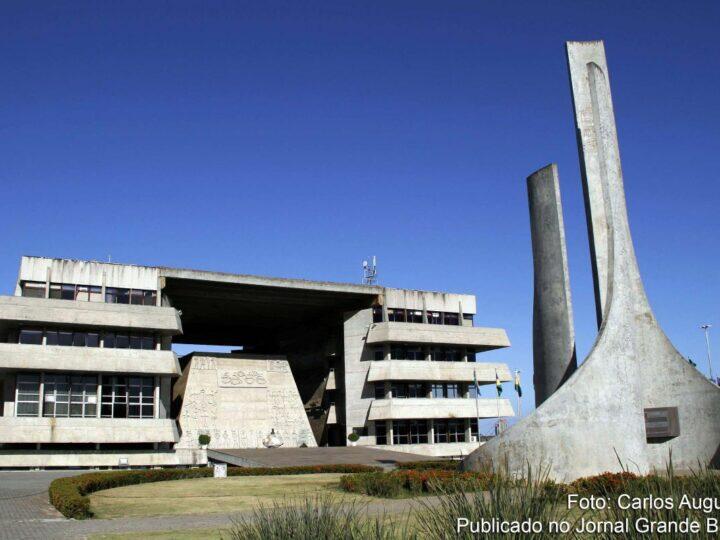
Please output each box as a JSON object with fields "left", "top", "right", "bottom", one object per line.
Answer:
{"left": 362, "top": 256, "right": 377, "bottom": 285}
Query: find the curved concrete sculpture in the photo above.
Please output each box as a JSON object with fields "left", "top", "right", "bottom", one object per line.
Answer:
{"left": 527, "top": 164, "right": 577, "bottom": 407}
{"left": 464, "top": 41, "right": 720, "bottom": 480}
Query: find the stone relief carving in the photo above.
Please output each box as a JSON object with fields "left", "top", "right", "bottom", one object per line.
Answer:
{"left": 217, "top": 369, "right": 268, "bottom": 388}
{"left": 267, "top": 359, "right": 290, "bottom": 372}
{"left": 193, "top": 357, "right": 217, "bottom": 371}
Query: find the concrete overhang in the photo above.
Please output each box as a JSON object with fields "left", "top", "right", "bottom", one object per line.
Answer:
{"left": 368, "top": 398, "right": 515, "bottom": 421}
{"left": 159, "top": 268, "right": 380, "bottom": 346}
{"left": 0, "top": 417, "right": 179, "bottom": 444}
{"left": 0, "top": 296, "right": 182, "bottom": 335}
{"left": 367, "top": 361, "right": 512, "bottom": 383}
{"left": 366, "top": 322, "right": 510, "bottom": 350}
{"left": 0, "top": 343, "right": 181, "bottom": 376}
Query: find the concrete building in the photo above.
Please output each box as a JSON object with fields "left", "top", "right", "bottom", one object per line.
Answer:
{"left": 0, "top": 255, "right": 514, "bottom": 467}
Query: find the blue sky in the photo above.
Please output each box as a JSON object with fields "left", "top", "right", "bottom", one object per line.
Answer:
{"left": 2, "top": 1, "right": 718, "bottom": 411}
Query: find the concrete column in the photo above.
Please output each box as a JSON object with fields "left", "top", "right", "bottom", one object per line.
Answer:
{"left": 425, "top": 346, "right": 432, "bottom": 362}
{"left": 101, "top": 271, "right": 107, "bottom": 302}
{"left": 428, "top": 419, "right": 434, "bottom": 444}
{"left": 37, "top": 373, "right": 44, "bottom": 418}
{"left": 421, "top": 297, "right": 428, "bottom": 323}
{"left": 527, "top": 163, "right": 577, "bottom": 407}
{"left": 384, "top": 381, "right": 391, "bottom": 399}
{"left": 384, "top": 344, "right": 391, "bottom": 361}
{"left": 386, "top": 420, "right": 393, "bottom": 445}
{"left": 96, "top": 374, "right": 102, "bottom": 418}
{"left": 44, "top": 267, "right": 51, "bottom": 298}
{"left": 154, "top": 376, "right": 160, "bottom": 419}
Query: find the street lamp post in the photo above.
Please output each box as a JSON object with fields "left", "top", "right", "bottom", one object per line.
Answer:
{"left": 700, "top": 324, "right": 714, "bottom": 383}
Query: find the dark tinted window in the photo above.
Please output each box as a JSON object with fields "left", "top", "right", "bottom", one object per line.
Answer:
{"left": 19, "top": 329, "right": 43, "bottom": 345}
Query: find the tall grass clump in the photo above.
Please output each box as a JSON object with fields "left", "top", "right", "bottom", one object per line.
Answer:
{"left": 593, "top": 459, "right": 720, "bottom": 540}
{"left": 226, "top": 494, "right": 414, "bottom": 540}
{"left": 415, "top": 462, "right": 584, "bottom": 539}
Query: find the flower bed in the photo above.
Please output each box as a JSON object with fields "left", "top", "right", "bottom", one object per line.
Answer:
{"left": 395, "top": 460, "right": 459, "bottom": 471}
{"left": 49, "top": 463, "right": 382, "bottom": 519}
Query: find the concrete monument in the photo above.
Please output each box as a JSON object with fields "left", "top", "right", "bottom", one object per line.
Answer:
{"left": 464, "top": 41, "right": 720, "bottom": 480}
{"left": 527, "top": 164, "right": 577, "bottom": 407}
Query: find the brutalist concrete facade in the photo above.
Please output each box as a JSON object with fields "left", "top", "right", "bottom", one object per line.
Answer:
{"left": 0, "top": 255, "right": 514, "bottom": 467}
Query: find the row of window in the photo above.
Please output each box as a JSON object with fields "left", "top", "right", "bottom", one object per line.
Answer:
{"left": 18, "top": 328, "right": 157, "bottom": 350}
{"left": 373, "top": 345, "right": 477, "bottom": 362}
{"left": 372, "top": 307, "right": 472, "bottom": 326}
{"left": 374, "top": 381, "right": 479, "bottom": 399}
{"left": 21, "top": 281, "right": 157, "bottom": 306}
{"left": 375, "top": 419, "right": 477, "bottom": 445}
{"left": 16, "top": 373, "right": 155, "bottom": 419}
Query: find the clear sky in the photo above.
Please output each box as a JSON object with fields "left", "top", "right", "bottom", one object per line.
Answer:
{"left": 2, "top": 1, "right": 718, "bottom": 411}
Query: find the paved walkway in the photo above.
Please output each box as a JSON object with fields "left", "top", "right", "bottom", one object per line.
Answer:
{"left": 0, "top": 470, "right": 432, "bottom": 540}
{"left": 207, "top": 446, "right": 441, "bottom": 468}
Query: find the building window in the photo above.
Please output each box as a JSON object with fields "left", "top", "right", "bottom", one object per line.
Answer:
{"left": 21, "top": 281, "right": 45, "bottom": 298}
{"left": 392, "top": 420, "right": 411, "bottom": 444}
{"left": 434, "top": 419, "right": 466, "bottom": 443}
{"left": 103, "top": 332, "right": 155, "bottom": 350}
{"left": 468, "top": 382, "right": 480, "bottom": 398}
{"left": 390, "top": 382, "right": 426, "bottom": 399}
{"left": 446, "top": 349, "right": 461, "bottom": 362}
{"left": 427, "top": 311, "right": 442, "bottom": 324}
{"left": 43, "top": 374, "right": 97, "bottom": 418}
{"left": 390, "top": 345, "right": 406, "bottom": 360}
{"left": 375, "top": 422, "right": 387, "bottom": 445}
{"left": 463, "top": 314, "right": 474, "bottom": 324}
{"left": 387, "top": 308, "right": 406, "bottom": 322}
{"left": 466, "top": 348, "right": 476, "bottom": 362}
{"left": 406, "top": 347, "right": 424, "bottom": 361}
{"left": 390, "top": 382, "right": 407, "bottom": 399}
{"left": 443, "top": 312, "right": 460, "bottom": 326}
{"left": 372, "top": 306, "right": 383, "bottom": 323}
{"left": 373, "top": 347, "right": 385, "bottom": 361}
{"left": 374, "top": 382, "right": 386, "bottom": 399}
{"left": 105, "top": 287, "right": 156, "bottom": 306}
{"left": 431, "top": 382, "right": 461, "bottom": 399}
{"left": 409, "top": 420, "right": 428, "bottom": 444}
{"left": 15, "top": 373, "right": 40, "bottom": 416}
{"left": 101, "top": 376, "right": 154, "bottom": 418}
{"left": 407, "top": 310, "right": 423, "bottom": 323}
{"left": 19, "top": 328, "right": 43, "bottom": 345}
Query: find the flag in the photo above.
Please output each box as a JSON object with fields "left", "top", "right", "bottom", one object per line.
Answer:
{"left": 495, "top": 370, "right": 503, "bottom": 396}
{"left": 514, "top": 371, "right": 522, "bottom": 398}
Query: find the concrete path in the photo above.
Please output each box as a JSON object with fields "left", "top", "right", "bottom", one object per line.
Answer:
{"left": 0, "top": 470, "right": 432, "bottom": 540}
{"left": 207, "top": 446, "right": 441, "bottom": 468}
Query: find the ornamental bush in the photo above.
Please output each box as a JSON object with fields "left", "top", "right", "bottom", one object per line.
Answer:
{"left": 49, "top": 463, "right": 382, "bottom": 519}
{"left": 570, "top": 471, "right": 640, "bottom": 495}
{"left": 339, "top": 469, "right": 496, "bottom": 498}
{"left": 395, "top": 460, "right": 459, "bottom": 471}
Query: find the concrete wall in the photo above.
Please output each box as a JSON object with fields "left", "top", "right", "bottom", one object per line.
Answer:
{"left": 174, "top": 354, "right": 316, "bottom": 450}
{"left": 0, "top": 417, "right": 179, "bottom": 444}
{"left": 17, "top": 256, "right": 160, "bottom": 293}
{"left": 0, "top": 448, "right": 206, "bottom": 468}
{"left": 342, "top": 308, "right": 374, "bottom": 441}
{"left": 370, "top": 441, "right": 480, "bottom": 458}
{"left": 366, "top": 322, "right": 509, "bottom": 348}
{"left": 0, "top": 296, "right": 182, "bottom": 334}
{"left": 383, "top": 289, "right": 476, "bottom": 315}
{"left": 0, "top": 344, "right": 181, "bottom": 375}
{"left": 368, "top": 398, "right": 514, "bottom": 421}
{"left": 367, "top": 360, "right": 511, "bottom": 383}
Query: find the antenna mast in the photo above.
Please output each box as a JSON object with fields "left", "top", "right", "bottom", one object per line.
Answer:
{"left": 362, "top": 256, "right": 378, "bottom": 285}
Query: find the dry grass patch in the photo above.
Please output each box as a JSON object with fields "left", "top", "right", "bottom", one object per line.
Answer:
{"left": 89, "top": 473, "right": 375, "bottom": 519}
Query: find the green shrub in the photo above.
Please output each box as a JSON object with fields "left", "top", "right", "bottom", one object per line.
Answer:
{"left": 340, "top": 470, "right": 497, "bottom": 498}
{"left": 198, "top": 433, "right": 211, "bottom": 446}
{"left": 347, "top": 432, "right": 360, "bottom": 442}
{"left": 396, "top": 460, "right": 459, "bottom": 471}
{"left": 570, "top": 471, "right": 639, "bottom": 495}
{"left": 49, "top": 463, "right": 382, "bottom": 519}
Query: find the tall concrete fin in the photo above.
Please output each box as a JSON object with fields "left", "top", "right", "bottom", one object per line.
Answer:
{"left": 527, "top": 164, "right": 576, "bottom": 407}
{"left": 463, "top": 41, "right": 720, "bottom": 481}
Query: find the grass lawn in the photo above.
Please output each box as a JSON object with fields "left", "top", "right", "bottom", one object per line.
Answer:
{"left": 88, "top": 473, "right": 377, "bottom": 519}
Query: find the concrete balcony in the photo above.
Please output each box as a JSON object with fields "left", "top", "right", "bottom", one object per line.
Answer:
{"left": 366, "top": 322, "right": 509, "bottom": 350}
{"left": 0, "top": 343, "right": 181, "bottom": 376}
{"left": 0, "top": 417, "right": 179, "bottom": 444}
{"left": 0, "top": 295, "right": 182, "bottom": 334}
{"left": 367, "top": 360, "right": 511, "bottom": 383}
{"left": 368, "top": 398, "right": 514, "bottom": 421}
